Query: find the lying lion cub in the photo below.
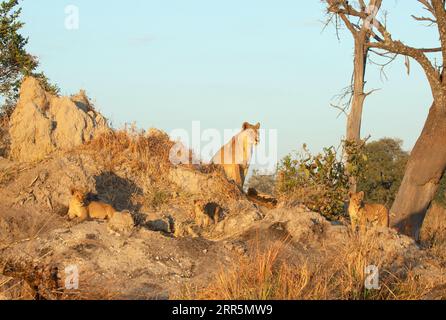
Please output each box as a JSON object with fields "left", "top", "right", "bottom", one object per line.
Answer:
{"left": 348, "top": 191, "right": 389, "bottom": 231}
{"left": 68, "top": 188, "right": 117, "bottom": 221}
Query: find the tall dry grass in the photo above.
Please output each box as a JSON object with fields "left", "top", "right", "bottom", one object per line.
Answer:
{"left": 180, "top": 232, "right": 439, "bottom": 300}
{"left": 81, "top": 128, "right": 175, "bottom": 178}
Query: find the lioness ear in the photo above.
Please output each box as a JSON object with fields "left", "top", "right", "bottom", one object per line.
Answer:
{"left": 242, "top": 122, "right": 249, "bottom": 130}
{"left": 348, "top": 191, "right": 353, "bottom": 198}
{"left": 359, "top": 191, "right": 365, "bottom": 199}
{"left": 255, "top": 123, "right": 260, "bottom": 129}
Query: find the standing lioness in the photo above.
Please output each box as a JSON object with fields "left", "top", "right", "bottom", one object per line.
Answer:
{"left": 211, "top": 122, "right": 260, "bottom": 188}
{"left": 348, "top": 191, "right": 389, "bottom": 231}
{"left": 68, "top": 188, "right": 117, "bottom": 222}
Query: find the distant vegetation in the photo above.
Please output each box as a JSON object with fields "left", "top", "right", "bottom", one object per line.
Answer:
{"left": 246, "top": 170, "right": 276, "bottom": 195}
{"left": 358, "top": 138, "right": 409, "bottom": 207}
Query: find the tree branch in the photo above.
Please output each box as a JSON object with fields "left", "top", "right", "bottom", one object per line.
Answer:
{"left": 326, "top": 0, "right": 444, "bottom": 101}
{"left": 431, "top": 0, "right": 446, "bottom": 69}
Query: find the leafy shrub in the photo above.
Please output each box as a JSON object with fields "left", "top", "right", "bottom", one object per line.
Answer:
{"left": 343, "top": 140, "right": 368, "bottom": 181}
{"left": 276, "top": 144, "right": 350, "bottom": 220}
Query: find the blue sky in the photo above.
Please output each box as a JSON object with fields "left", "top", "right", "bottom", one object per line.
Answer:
{"left": 18, "top": 0, "right": 437, "bottom": 162}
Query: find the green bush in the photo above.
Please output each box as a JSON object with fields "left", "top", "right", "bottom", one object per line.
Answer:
{"left": 357, "top": 138, "right": 409, "bottom": 207}
{"left": 277, "top": 144, "right": 350, "bottom": 220}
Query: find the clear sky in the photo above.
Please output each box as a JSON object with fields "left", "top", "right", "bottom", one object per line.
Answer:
{"left": 18, "top": 0, "right": 438, "bottom": 164}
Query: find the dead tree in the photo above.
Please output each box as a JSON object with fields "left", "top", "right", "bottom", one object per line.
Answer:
{"left": 327, "top": 0, "right": 446, "bottom": 240}
{"left": 326, "top": 0, "right": 383, "bottom": 193}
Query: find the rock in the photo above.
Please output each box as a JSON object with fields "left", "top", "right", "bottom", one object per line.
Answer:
{"left": 9, "top": 77, "right": 110, "bottom": 162}
{"left": 247, "top": 188, "right": 278, "bottom": 209}
{"left": 264, "top": 208, "right": 332, "bottom": 242}
{"left": 169, "top": 167, "right": 210, "bottom": 195}
{"left": 168, "top": 166, "right": 244, "bottom": 206}
{"left": 108, "top": 211, "right": 135, "bottom": 236}
{"left": 214, "top": 208, "right": 263, "bottom": 238}
{"left": 173, "top": 221, "right": 200, "bottom": 238}
{"left": 146, "top": 218, "right": 172, "bottom": 234}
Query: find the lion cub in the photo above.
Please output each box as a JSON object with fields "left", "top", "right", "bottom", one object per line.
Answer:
{"left": 68, "top": 188, "right": 117, "bottom": 222}
{"left": 348, "top": 191, "right": 389, "bottom": 231}
{"left": 173, "top": 221, "right": 200, "bottom": 238}
{"left": 193, "top": 200, "right": 223, "bottom": 228}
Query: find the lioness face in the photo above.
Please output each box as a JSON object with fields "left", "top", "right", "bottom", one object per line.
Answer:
{"left": 349, "top": 191, "right": 364, "bottom": 214}
{"left": 71, "top": 188, "right": 86, "bottom": 205}
{"left": 243, "top": 122, "right": 260, "bottom": 146}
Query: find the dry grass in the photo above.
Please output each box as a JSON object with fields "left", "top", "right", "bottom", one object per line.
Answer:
{"left": 81, "top": 128, "right": 175, "bottom": 179}
{"left": 55, "top": 270, "right": 121, "bottom": 300}
{"left": 179, "top": 232, "right": 440, "bottom": 300}
{"left": 0, "top": 277, "right": 36, "bottom": 300}
{"left": 0, "top": 270, "right": 120, "bottom": 300}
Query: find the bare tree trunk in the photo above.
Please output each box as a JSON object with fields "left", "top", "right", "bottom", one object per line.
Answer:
{"left": 391, "top": 101, "right": 446, "bottom": 240}
{"left": 346, "top": 39, "right": 367, "bottom": 143}
{"left": 346, "top": 36, "right": 368, "bottom": 193}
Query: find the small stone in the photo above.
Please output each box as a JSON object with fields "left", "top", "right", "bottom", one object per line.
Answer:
{"left": 107, "top": 211, "right": 135, "bottom": 237}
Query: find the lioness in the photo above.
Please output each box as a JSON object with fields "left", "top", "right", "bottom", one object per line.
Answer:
{"left": 211, "top": 122, "right": 260, "bottom": 188}
{"left": 193, "top": 200, "right": 223, "bottom": 228}
{"left": 68, "top": 188, "right": 117, "bottom": 221}
{"left": 348, "top": 191, "right": 389, "bottom": 231}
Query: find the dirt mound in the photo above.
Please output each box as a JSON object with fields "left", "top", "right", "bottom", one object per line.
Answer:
{"left": 1, "top": 201, "right": 445, "bottom": 299}
{"left": 8, "top": 77, "right": 109, "bottom": 162}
